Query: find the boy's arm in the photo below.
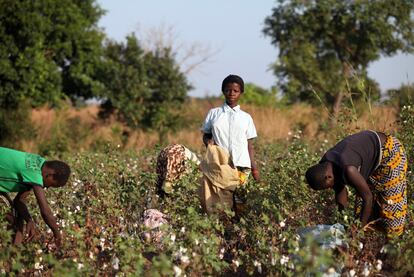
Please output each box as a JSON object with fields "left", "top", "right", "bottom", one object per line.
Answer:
{"left": 13, "top": 216, "right": 25, "bottom": 244}
{"left": 32, "top": 185, "right": 62, "bottom": 247}
{"left": 13, "top": 190, "right": 32, "bottom": 221}
{"left": 248, "top": 139, "right": 260, "bottom": 181}
{"left": 333, "top": 184, "right": 348, "bottom": 211}
{"left": 345, "top": 165, "right": 373, "bottom": 227}
{"left": 202, "top": 110, "right": 214, "bottom": 147}
{"left": 13, "top": 190, "right": 37, "bottom": 242}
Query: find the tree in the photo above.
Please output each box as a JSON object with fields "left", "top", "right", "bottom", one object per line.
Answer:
{"left": 136, "top": 23, "right": 218, "bottom": 75}
{"left": 97, "top": 35, "right": 150, "bottom": 127}
{"left": 0, "top": 0, "right": 105, "bottom": 108}
{"left": 0, "top": 0, "right": 104, "bottom": 146}
{"left": 263, "top": 0, "right": 414, "bottom": 117}
{"left": 98, "top": 34, "right": 191, "bottom": 143}
{"left": 142, "top": 47, "right": 191, "bottom": 142}
{"left": 239, "top": 83, "right": 278, "bottom": 107}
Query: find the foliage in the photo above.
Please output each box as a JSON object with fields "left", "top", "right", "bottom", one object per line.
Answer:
{"left": 0, "top": 0, "right": 105, "bottom": 146}
{"left": 0, "top": 102, "right": 33, "bottom": 149}
{"left": 397, "top": 105, "right": 414, "bottom": 183}
{"left": 263, "top": 0, "right": 414, "bottom": 114}
{"left": 1, "top": 117, "right": 413, "bottom": 275}
{"left": 387, "top": 83, "right": 414, "bottom": 110}
{"left": 98, "top": 34, "right": 190, "bottom": 142}
{"left": 239, "top": 83, "right": 278, "bottom": 107}
{"left": 0, "top": 0, "right": 105, "bottom": 108}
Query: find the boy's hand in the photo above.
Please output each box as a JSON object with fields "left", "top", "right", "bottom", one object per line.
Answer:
{"left": 252, "top": 168, "right": 260, "bottom": 182}
{"left": 202, "top": 133, "right": 214, "bottom": 147}
{"left": 13, "top": 230, "right": 24, "bottom": 245}
{"left": 206, "top": 138, "right": 215, "bottom": 145}
{"left": 46, "top": 232, "right": 63, "bottom": 253}
{"left": 25, "top": 221, "right": 38, "bottom": 242}
{"left": 54, "top": 232, "right": 63, "bottom": 249}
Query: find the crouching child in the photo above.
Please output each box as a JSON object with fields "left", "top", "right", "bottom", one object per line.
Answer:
{"left": 0, "top": 147, "right": 71, "bottom": 247}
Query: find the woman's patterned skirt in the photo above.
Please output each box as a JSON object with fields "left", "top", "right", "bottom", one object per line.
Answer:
{"left": 356, "top": 135, "right": 408, "bottom": 237}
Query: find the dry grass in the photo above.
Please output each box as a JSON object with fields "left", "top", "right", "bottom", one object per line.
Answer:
{"left": 25, "top": 100, "right": 398, "bottom": 153}
{"left": 245, "top": 103, "right": 325, "bottom": 141}
{"left": 349, "top": 105, "right": 397, "bottom": 132}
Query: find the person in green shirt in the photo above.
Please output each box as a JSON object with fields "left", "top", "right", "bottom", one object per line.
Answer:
{"left": 0, "top": 147, "right": 71, "bottom": 247}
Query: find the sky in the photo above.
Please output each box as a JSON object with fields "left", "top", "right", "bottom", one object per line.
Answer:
{"left": 97, "top": 0, "right": 414, "bottom": 98}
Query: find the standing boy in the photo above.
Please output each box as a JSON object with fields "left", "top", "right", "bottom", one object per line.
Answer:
{"left": 200, "top": 74, "right": 259, "bottom": 213}
{"left": 0, "top": 147, "right": 71, "bottom": 246}
{"left": 305, "top": 130, "right": 407, "bottom": 237}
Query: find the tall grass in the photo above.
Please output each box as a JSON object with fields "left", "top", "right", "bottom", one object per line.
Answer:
{"left": 22, "top": 99, "right": 397, "bottom": 154}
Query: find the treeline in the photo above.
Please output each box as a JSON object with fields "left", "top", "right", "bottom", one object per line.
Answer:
{"left": 1, "top": 0, "right": 414, "bottom": 148}
{"left": 0, "top": 1, "right": 191, "bottom": 146}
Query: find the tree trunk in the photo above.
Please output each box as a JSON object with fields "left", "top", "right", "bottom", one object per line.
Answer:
{"left": 330, "top": 62, "right": 351, "bottom": 125}
{"left": 158, "top": 128, "right": 168, "bottom": 145}
{"left": 331, "top": 90, "right": 344, "bottom": 124}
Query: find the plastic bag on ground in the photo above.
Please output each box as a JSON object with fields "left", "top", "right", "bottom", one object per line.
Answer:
{"left": 297, "top": 223, "right": 346, "bottom": 277}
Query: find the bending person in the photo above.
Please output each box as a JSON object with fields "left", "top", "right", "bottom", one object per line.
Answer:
{"left": 0, "top": 147, "right": 71, "bottom": 247}
{"left": 305, "top": 130, "right": 407, "bottom": 237}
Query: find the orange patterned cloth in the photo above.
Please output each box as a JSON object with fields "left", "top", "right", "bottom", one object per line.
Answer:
{"left": 156, "top": 144, "right": 199, "bottom": 195}
{"left": 355, "top": 135, "right": 408, "bottom": 237}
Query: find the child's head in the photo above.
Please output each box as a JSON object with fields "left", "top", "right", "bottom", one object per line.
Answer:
{"left": 222, "top": 74, "right": 244, "bottom": 93}
{"left": 221, "top": 74, "right": 244, "bottom": 107}
{"left": 42, "top": 161, "right": 71, "bottom": 188}
{"left": 305, "top": 161, "right": 334, "bottom": 190}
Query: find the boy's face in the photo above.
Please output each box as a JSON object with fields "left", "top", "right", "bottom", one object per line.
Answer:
{"left": 43, "top": 173, "right": 59, "bottom": 188}
{"left": 223, "top": 82, "right": 242, "bottom": 108}
{"left": 322, "top": 162, "right": 335, "bottom": 189}
{"left": 42, "top": 169, "right": 66, "bottom": 189}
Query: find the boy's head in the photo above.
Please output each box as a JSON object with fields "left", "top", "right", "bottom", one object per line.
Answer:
{"left": 222, "top": 74, "right": 244, "bottom": 93}
{"left": 42, "top": 161, "right": 71, "bottom": 188}
{"left": 221, "top": 74, "right": 244, "bottom": 107}
{"left": 305, "top": 161, "right": 334, "bottom": 190}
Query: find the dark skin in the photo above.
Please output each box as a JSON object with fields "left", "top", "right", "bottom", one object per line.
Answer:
{"left": 323, "top": 162, "right": 373, "bottom": 227}
{"left": 11, "top": 165, "right": 65, "bottom": 248}
{"left": 322, "top": 132, "right": 386, "bottom": 228}
{"left": 202, "top": 82, "right": 260, "bottom": 181}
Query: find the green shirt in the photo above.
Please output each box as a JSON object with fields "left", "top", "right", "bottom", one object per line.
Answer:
{"left": 0, "top": 147, "right": 45, "bottom": 192}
